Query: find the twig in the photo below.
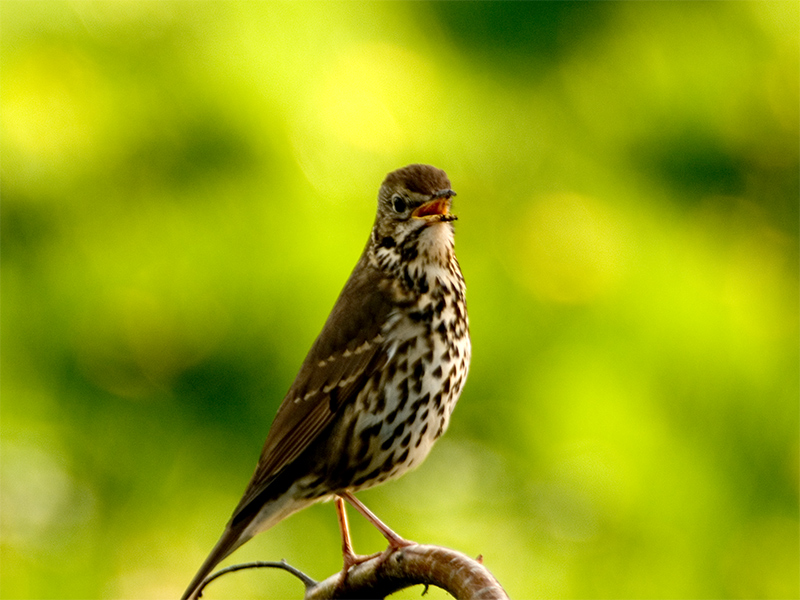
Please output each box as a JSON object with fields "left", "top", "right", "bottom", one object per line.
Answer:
{"left": 195, "top": 560, "right": 316, "bottom": 599}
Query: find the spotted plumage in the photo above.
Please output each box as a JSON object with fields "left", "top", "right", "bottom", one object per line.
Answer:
{"left": 182, "top": 164, "right": 470, "bottom": 600}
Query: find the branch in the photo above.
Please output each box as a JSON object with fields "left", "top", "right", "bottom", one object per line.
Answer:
{"left": 308, "top": 544, "right": 509, "bottom": 600}
{"left": 196, "top": 544, "right": 509, "bottom": 600}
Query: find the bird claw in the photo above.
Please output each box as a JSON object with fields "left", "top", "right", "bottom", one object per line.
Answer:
{"left": 338, "top": 550, "right": 382, "bottom": 586}
{"left": 338, "top": 539, "right": 418, "bottom": 587}
{"left": 373, "top": 539, "right": 417, "bottom": 570}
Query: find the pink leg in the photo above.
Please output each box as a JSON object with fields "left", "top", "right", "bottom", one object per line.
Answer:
{"left": 335, "top": 496, "right": 380, "bottom": 577}
{"left": 341, "top": 491, "right": 415, "bottom": 549}
{"left": 335, "top": 497, "right": 356, "bottom": 568}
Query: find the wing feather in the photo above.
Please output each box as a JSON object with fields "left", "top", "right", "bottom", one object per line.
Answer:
{"left": 230, "top": 251, "right": 392, "bottom": 519}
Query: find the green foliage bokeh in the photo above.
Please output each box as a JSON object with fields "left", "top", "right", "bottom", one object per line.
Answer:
{"left": 1, "top": 2, "right": 798, "bottom": 599}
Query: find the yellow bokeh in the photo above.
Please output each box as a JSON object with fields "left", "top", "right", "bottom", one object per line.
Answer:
{"left": 514, "top": 193, "right": 629, "bottom": 304}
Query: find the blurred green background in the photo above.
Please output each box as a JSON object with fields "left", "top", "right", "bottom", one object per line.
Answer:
{"left": 2, "top": 2, "right": 798, "bottom": 599}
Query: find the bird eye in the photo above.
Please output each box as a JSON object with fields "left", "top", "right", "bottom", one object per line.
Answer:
{"left": 392, "top": 195, "right": 407, "bottom": 213}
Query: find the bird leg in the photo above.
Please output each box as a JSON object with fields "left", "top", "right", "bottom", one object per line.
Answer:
{"left": 335, "top": 496, "right": 380, "bottom": 577}
{"left": 341, "top": 491, "right": 415, "bottom": 550}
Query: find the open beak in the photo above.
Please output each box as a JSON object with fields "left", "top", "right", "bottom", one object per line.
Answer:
{"left": 412, "top": 189, "right": 457, "bottom": 222}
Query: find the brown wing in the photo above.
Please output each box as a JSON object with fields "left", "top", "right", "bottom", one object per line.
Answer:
{"left": 230, "top": 250, "right": 392, "bottom": 518}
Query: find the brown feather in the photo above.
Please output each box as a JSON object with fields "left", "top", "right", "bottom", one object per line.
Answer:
{"left": 229, "top": 247, "right": 393, "bottom": 520}
{"left": 381, "top": 164, "right": 451, "bottom": 196}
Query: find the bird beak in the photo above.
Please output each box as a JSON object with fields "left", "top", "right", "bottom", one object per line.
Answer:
{"left": 412, "top": 189, "right": 457, "bottom": 221}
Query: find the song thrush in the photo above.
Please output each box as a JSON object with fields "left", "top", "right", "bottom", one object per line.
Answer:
{"left": 182, "top": 164, "right": 470, "bottom": 599}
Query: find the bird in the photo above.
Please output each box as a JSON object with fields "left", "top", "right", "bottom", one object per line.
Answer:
{"left": 182, "top": 164, "right": 470, "bottom": 599}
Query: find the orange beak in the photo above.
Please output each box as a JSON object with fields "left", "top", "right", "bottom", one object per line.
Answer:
{"left": 412, "top": 197, "right": 451, "bottom": 218}
{"left": 412, "top": 189, "right": 457, "bottom": 221}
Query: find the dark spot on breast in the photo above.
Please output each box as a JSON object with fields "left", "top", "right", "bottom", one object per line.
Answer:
{"left": 359, "top": 422, "right": 381, "bottom": 446}
{"left": 401, "top": 432, "right": 412, "bottom": 448}
{"left": 422, "top": 347, "right": 433, "bottom": 364}
{"left": 409, "top": 306, "right": 433, "bottom": 323}
{"left": 412, "top": 358, "right": 424, "bottom": 380}
{"left": 418, "top": 273, "right": 429, "bottom": 294}
{"left": 381, "top": 421, "right": 405, "bottom": 450}
{"left": 356, "top": 457, "right": 373, "bottom": 473}
{"left": 380, "top": 236, "right": 396, "bottom": 248}
{"left": 411, "top": 392, "right": 430, "bottom": 413}
{"left": 403, "top": 269, "right": 414, "bottom": 290}
{"left": 432, "top": 365, "right": 442, "bottom": 379}
{"left": 397, "top": 377, "right": 409, "bottom": 409}
{"left": 374, "top": 389, "right": 386, "bottom": 413}
{"left": 352, "top": 474, "right": 369, "bottom": 487}
{"left": 381, "top": 454, "right": 396, "bottom": 473}
{"left": 364, "top": 467, "right": 381, "bottom": 484}
{"left": 401, "top": 244, "right": 418, "bottom": 262}
{"left": 396, "top": 339, "right": 411, "bottom": 357}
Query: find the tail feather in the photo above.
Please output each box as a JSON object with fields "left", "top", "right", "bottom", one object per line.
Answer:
{"left": 181, "top": 524, "right": 251, "bottom": 600}
{"left": 181, "top": 491, "right": 318, "bottom": 600}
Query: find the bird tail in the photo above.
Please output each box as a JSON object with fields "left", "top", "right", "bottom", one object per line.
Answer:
{"left": 181, "top": 492, "right": 317, "bottom": 600}
{"left": 181, "top": 524, "right": 251, "bottom": 600}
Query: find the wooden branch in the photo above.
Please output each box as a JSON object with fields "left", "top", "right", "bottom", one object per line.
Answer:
{"left": 195, "top": 544, "right": 509, "bottom": 600}
{"left": 307, "top": 544, "right": 509, "bottom": 600}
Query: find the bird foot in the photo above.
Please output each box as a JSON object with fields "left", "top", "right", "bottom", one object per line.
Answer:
{"left": 385, "top": 536, "right": 416, "bottom": 553}
{"left": 370, "top": 538, "right": 419, "bottom": 573}
{"left": 338, "top": 550, "right": 382, "bottom": 586}
{"left": 375, "top": 537, "right": 417, "bottom": 565}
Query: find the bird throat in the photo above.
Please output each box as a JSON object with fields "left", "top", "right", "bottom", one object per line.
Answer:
{"left": 372, "top": 222, "right": 454, "bottom": 282}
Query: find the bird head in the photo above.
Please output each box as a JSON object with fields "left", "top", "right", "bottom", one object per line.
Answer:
{"left": 371, "top": 164, "right": 457, "bottom": 253}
